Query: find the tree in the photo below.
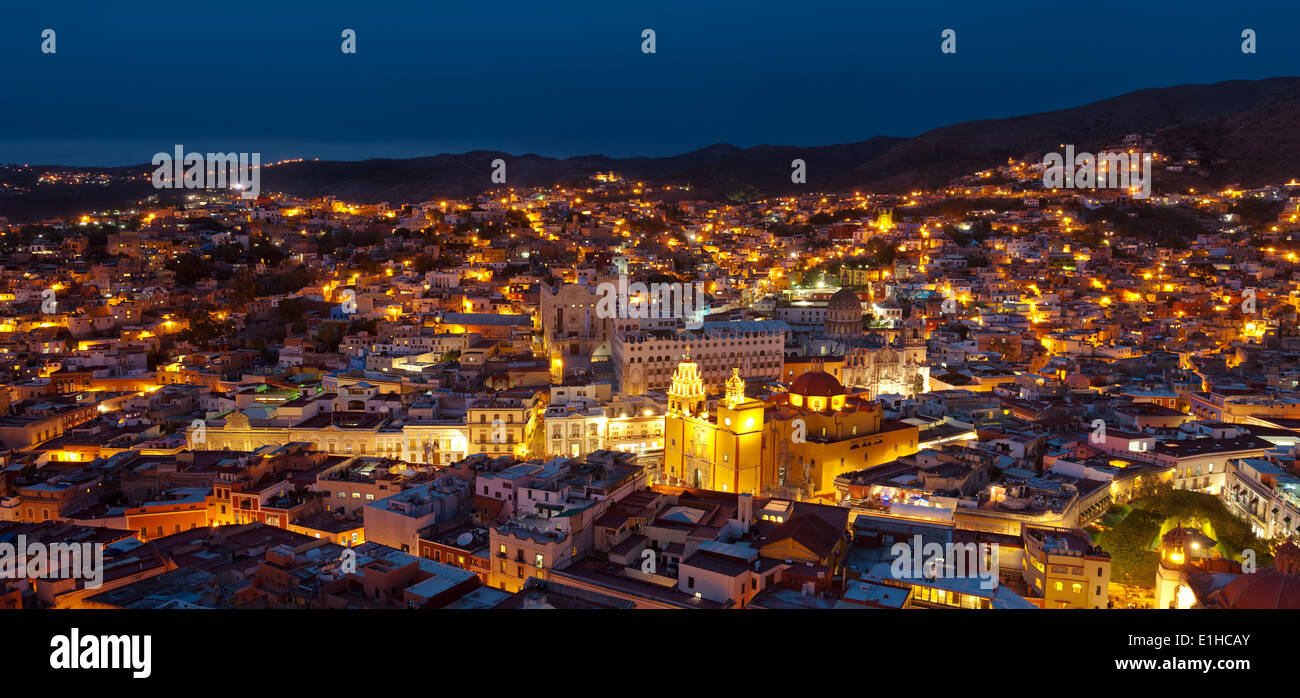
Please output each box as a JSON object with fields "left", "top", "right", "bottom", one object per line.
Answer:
{"left": 314, "top": 323, "right": 343, "bottom": 353}
{"left": 909, "top": 373, "right": 925, "bottom": 395}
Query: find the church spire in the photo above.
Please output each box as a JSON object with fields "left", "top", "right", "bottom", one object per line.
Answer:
{"left": 668, "top": 347, "right": 705, "bottom": 417}
{"left": 725, "top": 367, "right": 745, "bottom": 408}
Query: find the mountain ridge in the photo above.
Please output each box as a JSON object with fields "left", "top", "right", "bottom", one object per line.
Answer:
{"left": 3, "top": 77, "right": 1300, "bottom": 221}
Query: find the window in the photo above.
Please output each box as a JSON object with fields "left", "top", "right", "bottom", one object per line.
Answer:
{"left": 1054, "top": 582, "right": 1063, "bottom": 592}
{"left": 535, "top": 553, "right": 544, "bottom": 569}
{"left": 686, "top": 576, "right": 694, "bottom": 589}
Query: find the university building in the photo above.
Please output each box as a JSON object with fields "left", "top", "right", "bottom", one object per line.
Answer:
{"left": 612, "top": 320, "right": 787, "bottom": 396}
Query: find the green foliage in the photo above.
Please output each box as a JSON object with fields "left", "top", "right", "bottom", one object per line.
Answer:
{"left": 176, "top": 309, "right": 235, "bottom": 349}
{"left": 1228, "top": 197, "right": 1285, "bottom": 231}
{"left": 505, "top": 209, "right": 531, "bottom": 228}
{"left": 316, "top": 227, "right": 381, "bottom": 255}
{"left": 1100, "top": 503, "right": 1132, "bottom": 528}
{"left": 628, "top": 217, "right": 670, "bottom": 235}
{"left": 314, "top": 322, "right": 344, "bottom": 353}
{"left": 1097, "top": 490, "right": 1276, "bottom": 588}
{"left": 809, "top": 208, "right": 870, "bottom": 225}
{"left": 166, "top": 252, "right": 215, "bottom": 285}
{"left": 413, "top": 254, "right": 438, "bottom": 274}
{"left": 1096, "top": 507, "right": 1163, "bottom": 587}
{"left": 1130, "top": 490, "right": 1273, "bottom": 565}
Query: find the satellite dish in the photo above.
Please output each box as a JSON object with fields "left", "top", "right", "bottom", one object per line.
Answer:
{"left": 456, "top": 532, "right": 474, "bottom": 547}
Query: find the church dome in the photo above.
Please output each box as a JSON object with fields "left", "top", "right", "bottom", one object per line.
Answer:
{"left": 1218, "top": 569, "right": 1300, "bottom": 609}
{"left": 827, "top": 288, "right": 860, "bottom": 311}
{"left": 790, "top": 370, "right": 845, "bottom": 398}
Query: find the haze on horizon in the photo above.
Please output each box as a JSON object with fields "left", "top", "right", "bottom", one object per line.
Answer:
{"left": 2, "top": 0, "right": 1297, "bottom": 166}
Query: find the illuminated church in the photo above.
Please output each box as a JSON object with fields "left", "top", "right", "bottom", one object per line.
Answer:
{"left": 664, "top": 349, "right": 918, "bottom": 501}
{"left": 800, "top": 287, "right": 930, "bottom": 398}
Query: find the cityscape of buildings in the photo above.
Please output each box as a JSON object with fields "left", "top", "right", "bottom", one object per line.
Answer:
{"left": 2, "top": 132, "right": 1300, "bottom": 612}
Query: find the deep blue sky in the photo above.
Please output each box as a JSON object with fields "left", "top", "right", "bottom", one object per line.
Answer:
{"left": 1, "top": 0, "right": 1297, "bottom": 166}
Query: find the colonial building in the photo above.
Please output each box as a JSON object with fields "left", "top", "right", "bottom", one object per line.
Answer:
{"left": 790, "top": 287, "right": 929, "bottom": 398}
{"left": 202, "top": 410, "right": 469, "bottom": 465}
{"left": 612, "top": 320, "right": 786, "bottom": 396}
{"left": 539, "top": 282, "right": 613, "bottom": 380}
{"left": 541, "top": 393, "right": 666, "bottom": 461}
{"left": 825, "top": 287, "right": 863, "bottom": 338}
{"left": 838, "top": 321, "right": 930, "bottom": 398}
{"left": 1022, "top": 525, "right": 1111, "bottom": 609}
{"left": 663, "top": 352, "right": 918, "bottom": 501}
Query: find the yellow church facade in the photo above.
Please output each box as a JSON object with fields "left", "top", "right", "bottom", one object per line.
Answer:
{"left": 664, "top": 352, "right": 918, "bottom": 500}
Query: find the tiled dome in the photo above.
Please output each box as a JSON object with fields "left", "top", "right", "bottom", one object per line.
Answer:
{"left": 789, "top": 370, "right": 845, "bottom": 398}
{"left": 1219, "top": 569, "right": 1300, "bottom": 609}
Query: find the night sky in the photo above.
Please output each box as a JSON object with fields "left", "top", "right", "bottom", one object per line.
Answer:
{"left": 1, "top": 0, "right": 1297, "bottom": 165}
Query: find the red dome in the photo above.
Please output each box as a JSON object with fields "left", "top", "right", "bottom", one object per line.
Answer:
{"left": 827, "top": 287, "right": 861, "bottom": 311}
{"left": 789, "top": 371, "right": 845, "bottom": 398}
{"left": 1219, "top": 569, "right": 1300, "bottom": 609}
